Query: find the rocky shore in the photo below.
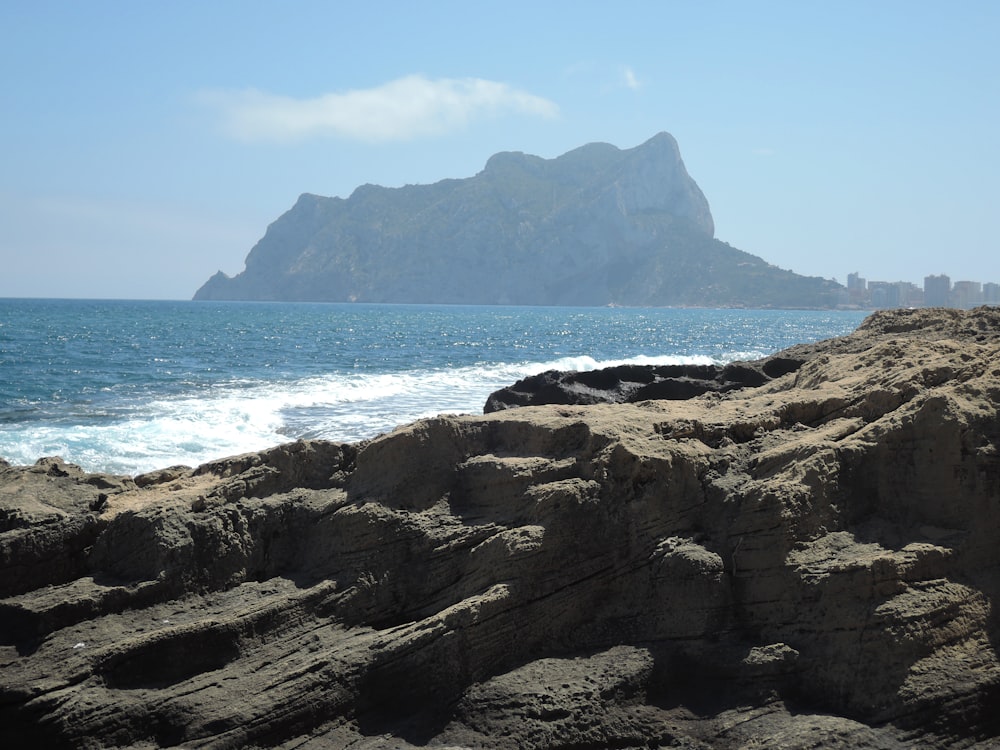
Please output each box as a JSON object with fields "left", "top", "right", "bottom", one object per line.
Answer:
{"left": 2, "top": 307, "right": 999, "bottom": 748}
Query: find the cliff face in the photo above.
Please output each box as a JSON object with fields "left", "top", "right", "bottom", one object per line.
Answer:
{"left": 2, "top": 307, "right": 1000, "bottom": 748}
{"left": 193, "top": 133, "right": 842, "bottom": 307}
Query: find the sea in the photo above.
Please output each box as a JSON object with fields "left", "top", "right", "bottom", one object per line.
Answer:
{"left": 0, "top": 299, "right": 868, "bottom": 476}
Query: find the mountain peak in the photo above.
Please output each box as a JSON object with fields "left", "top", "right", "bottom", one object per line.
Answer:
{"left": 194, "top": 134, "right": 838, "bottom": 307}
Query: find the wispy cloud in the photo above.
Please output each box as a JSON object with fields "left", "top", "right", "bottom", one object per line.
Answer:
{"left": 199, "top": 75, "right": 559, "bottom": 143}
{"left": 622, "top": 66, "right": 641, "bottom": 91}
{"left": 564, "top": 61, "right": 643, "bottom": 94}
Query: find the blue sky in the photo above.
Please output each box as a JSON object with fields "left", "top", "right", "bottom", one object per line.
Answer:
{"left": 2, "top": 1, "right": 998, "bottom": 299}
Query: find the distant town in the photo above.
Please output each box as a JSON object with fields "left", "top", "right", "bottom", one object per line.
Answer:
{"left": 840, "top": 272, "right": 1000, "bottom": 309}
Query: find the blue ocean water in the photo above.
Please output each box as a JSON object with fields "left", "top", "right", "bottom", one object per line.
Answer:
{"left": 0, "top": 299, "right": 867, "bottom": 475}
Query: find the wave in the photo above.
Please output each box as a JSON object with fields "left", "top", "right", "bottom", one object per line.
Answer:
{"left": 0, "top": 353, "right": 729, "bottom": 476}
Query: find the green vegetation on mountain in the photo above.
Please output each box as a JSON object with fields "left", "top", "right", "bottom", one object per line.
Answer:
{"left": 194, "top": 133, "right": 842, "bottom": 307}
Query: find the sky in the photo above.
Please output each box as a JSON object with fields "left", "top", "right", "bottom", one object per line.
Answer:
{"left": 2, "top": 1, "right": 998, "bottom": 300}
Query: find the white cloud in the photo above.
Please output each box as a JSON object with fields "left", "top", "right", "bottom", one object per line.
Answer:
{"left": 622, "top": 66, "right": 641, "bottom": 90}
{"left": 199, "top": 75, "right": 559, "bottom": 143}
{"left": 565, "top": 62, "right": 642, "bottom": 94}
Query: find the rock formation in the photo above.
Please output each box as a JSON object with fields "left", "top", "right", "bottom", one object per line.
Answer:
{"left": 483, "top": 358, "right": 801, "bottom": 412}
{"left": 2, "top": 306, "right": 1000, "bottom": 748}
{"left": 193, "top": 133, "right": 842, "bottom": 308}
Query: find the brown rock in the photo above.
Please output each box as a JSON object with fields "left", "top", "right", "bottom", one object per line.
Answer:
{"left": 1, "top": 307, "right": 999, "bottom": 748}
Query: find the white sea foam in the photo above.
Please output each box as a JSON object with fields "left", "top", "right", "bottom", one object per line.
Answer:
{"left": 0, "top": 353, "right": 719, "bottom": 475}
{"left": 1, "top": 300, "right": 868, "bottom": 477}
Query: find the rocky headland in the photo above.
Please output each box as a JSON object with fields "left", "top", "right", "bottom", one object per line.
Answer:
{"left": 193, "top": 133, "right": 842, "bottom": 308}
{"left": 2, "top": 306, "right": 999, "bottom": 748}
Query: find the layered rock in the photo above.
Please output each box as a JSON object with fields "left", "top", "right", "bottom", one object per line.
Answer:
{"left": 2, "top": 307, "right": 1000, "bottom": 748}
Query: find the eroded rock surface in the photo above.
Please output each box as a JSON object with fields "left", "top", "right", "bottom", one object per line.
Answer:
{"left": 2, "top": 307, "right": 999, "bottom": 748}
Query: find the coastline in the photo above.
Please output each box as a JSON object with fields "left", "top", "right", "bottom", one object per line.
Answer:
{"left": 2, "top": 307, "right": 999, "bottom": 748}
{"left": 0, "top": 301, "right": 866, "bottom": 475}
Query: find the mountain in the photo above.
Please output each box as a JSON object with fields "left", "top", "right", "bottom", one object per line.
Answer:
{"left": 194, "top": 132, "right": 841, "bottom": 307}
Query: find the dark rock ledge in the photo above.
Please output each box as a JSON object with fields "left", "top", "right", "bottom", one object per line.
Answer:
{"left": 1, "top": 307, "right": 999, "bottom": 749}
{"left": 484, "top": 357, "right": 804, "bottom": 412}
